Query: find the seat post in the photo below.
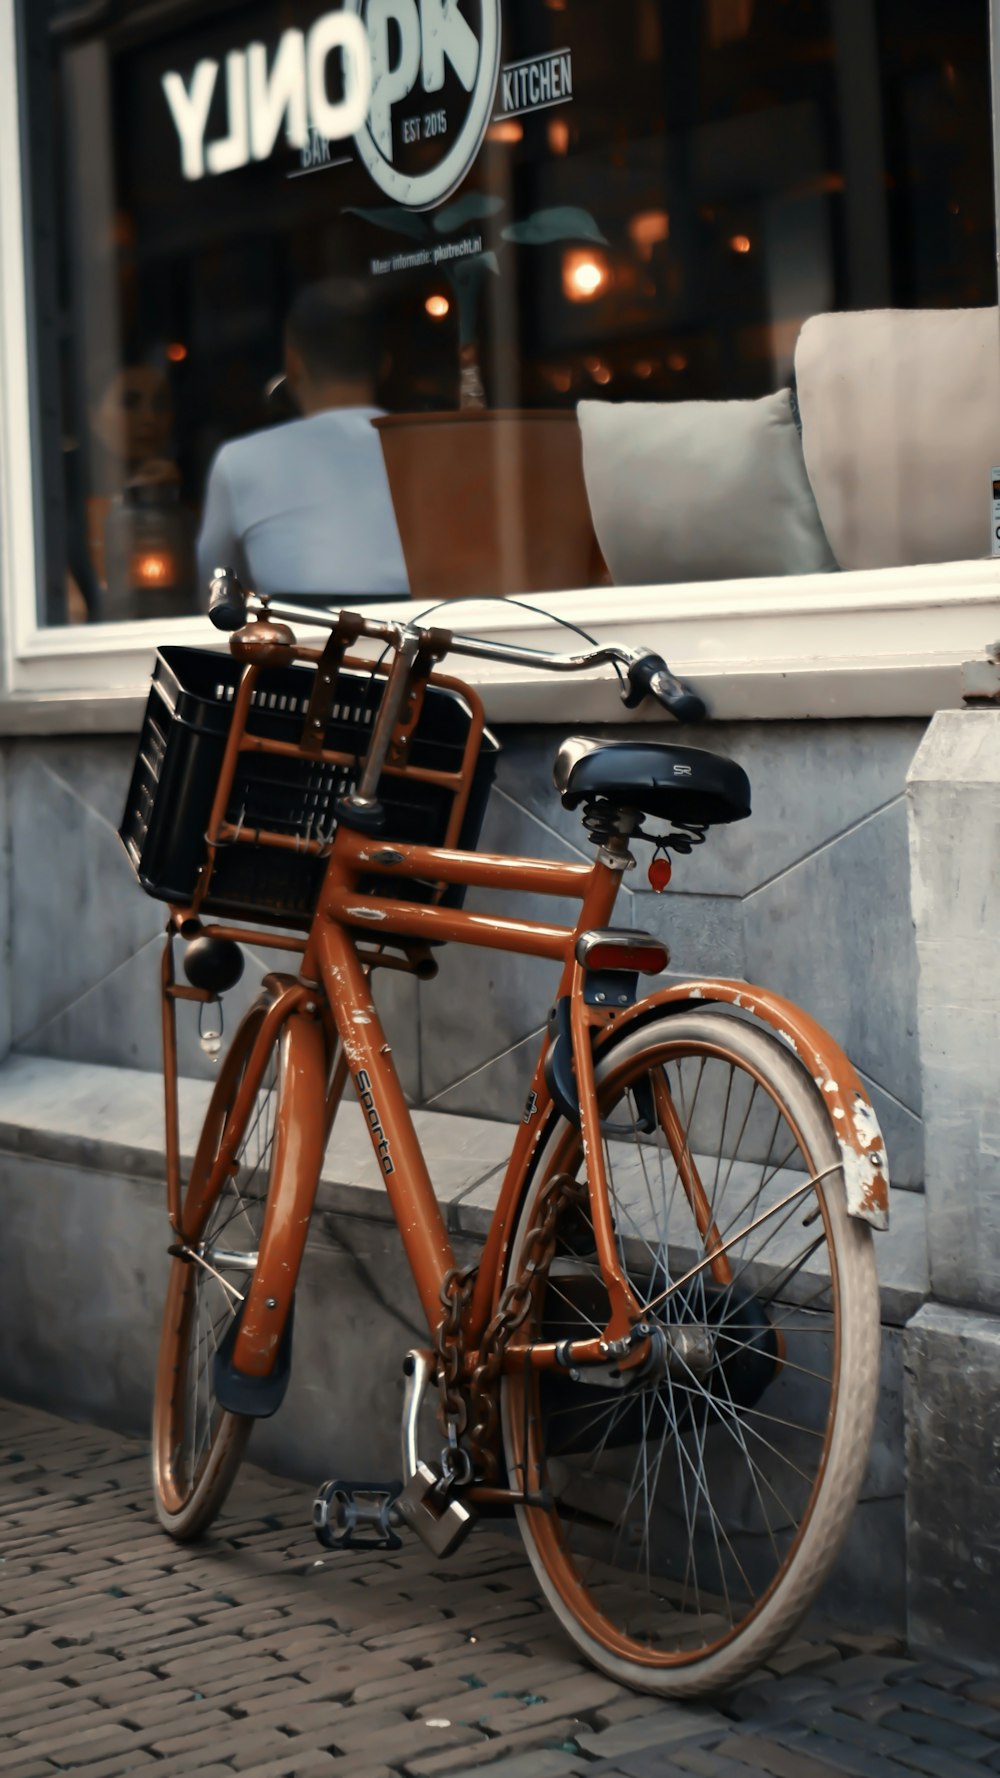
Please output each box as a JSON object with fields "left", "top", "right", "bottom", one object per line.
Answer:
{"left": 580, "top": 802, "right": 643, "bottom": 864}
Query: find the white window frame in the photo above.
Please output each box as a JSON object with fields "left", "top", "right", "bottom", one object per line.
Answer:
{"left": 1, "top": 0, "right": 999, "bottom": 729}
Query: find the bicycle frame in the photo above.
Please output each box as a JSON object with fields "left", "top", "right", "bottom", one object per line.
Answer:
{"left": 159, "top": 617, "right": 889, "bottom": 1428}
{"left": 163, "top": 820, "right": 890, "bottom": 1394}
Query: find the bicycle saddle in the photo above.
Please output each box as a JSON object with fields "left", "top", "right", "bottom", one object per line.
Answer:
{"left": 553, "top": 738, "right": 751, "bottom": 827}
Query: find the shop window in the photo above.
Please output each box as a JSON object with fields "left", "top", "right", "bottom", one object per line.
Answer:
{"left": 14, "top": 0, "right": 1000, "bottom": 629}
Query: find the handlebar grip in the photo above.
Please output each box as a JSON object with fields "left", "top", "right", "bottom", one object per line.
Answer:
{"left": 623, "top": 652, "right": 707, "bottom": 722}
{"left": 208, "top": 568, "right": 249, "bottom": 632}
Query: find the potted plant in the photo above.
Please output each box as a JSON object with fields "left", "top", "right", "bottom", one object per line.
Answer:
{"left": 350, "top": 194, "right": 609, "bottom": 600}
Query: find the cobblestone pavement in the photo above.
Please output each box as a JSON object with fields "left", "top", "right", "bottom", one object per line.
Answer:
{"left": 1, "top": 1399, "right": 996, "bottom": 1778}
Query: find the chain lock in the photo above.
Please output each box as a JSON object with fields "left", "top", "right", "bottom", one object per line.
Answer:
{"left": 434, "top": 1172, "right": 585, "bottom": 1484}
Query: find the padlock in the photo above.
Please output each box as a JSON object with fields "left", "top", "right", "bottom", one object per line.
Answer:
{"left": 394, "top": 1460, "right": 475, "bottom": 1558}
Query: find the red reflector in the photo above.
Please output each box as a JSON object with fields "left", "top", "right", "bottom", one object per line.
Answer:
{"left": 585, "top": 943, "right": 668, "bottom": 975}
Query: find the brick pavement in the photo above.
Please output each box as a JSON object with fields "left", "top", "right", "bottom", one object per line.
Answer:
{"left": 1, "top": 1399, "right": 996, "bottom": 1778}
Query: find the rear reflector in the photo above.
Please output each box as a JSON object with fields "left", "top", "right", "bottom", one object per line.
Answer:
{"left": 584, "top": 942, "right": 668, "bottom": 975}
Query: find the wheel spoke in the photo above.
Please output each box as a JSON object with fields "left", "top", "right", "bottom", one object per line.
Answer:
{"left": 157, "top": 1024, "right": 280, "bottom": 1521}
{"left": 504, "top": 1016, "right": 876, "bottom": 1686}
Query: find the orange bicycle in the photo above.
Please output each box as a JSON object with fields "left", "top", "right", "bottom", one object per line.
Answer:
{"left": 121, "top": 571, "right": 887, "bottom": 1697}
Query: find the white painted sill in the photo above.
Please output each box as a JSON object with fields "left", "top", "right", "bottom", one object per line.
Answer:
{"left": 0, "top": 557, "right": 998, "bottom": 733}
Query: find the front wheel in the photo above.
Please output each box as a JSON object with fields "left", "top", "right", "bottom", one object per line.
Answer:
{"left": 152, "top": 998, "right": 285, "bottom": 1540}
{"left": 501, "top": 1010, "right": 880, "bottom": 1698}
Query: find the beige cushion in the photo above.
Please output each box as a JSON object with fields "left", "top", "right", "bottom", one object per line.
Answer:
{"left": 577, "top": 392, "right": 837, "bottom": 585}
{"left": 795, "top": 307, "right": 1000, "bottom": 570}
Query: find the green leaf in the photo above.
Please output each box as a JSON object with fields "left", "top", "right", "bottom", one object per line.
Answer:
{"left": 501, "top": 206, "right": 607, "bottom": 246}
{"left": 449, "top": 254, "right": 500, "bottom": 345}
{"left": 345, "top": 206, "right": 432, "bottom": 243}
{"left": 433, "top": 192, "right": 505, "bottom": 235}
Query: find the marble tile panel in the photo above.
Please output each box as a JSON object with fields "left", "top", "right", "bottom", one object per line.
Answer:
{"left": 8, "top": 739, "right": 426, "bottom": 1091}
{"left": 743, "top": 796, "right": 920, "bottom": 1115}
{"left": 493, "top": 718, "right": 926, "bottom": 896}
{"left": 417, "top": 789, "right": 583, "bottom": 1104}
{"left": 0, "top": 1154, "right": 169, "bottom": 1430}
{"left": 0, "top": 748, "right": 9, "bottom": 1061}
{"left": 19, "top": 925, "right": 422, "bottom": 1102}
{"left": 8, "top": 755, "right": 162, "bottom": 1045}
{"left": 20, "top": 934, "right": 185, "bottom": 1076}
{"left": 491, "top": 725, "right": 589, "bottom": 856}
{"left": 630, "top": 888, "right": 745, "bottom": 978}
{"left": 425, "top": 1025, "right": 547, "bottom": 1125}
{"left": 26, "top": 735, "right": 139, "bottom": 832}
{"left": 16, "top": 932, "right": 274, "bottom": 1081}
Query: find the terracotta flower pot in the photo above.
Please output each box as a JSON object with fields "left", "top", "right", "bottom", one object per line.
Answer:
{"left": 373, "top": 409, "right": 604, "bottom": 601}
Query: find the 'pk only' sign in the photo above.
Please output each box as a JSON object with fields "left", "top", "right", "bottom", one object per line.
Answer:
{"left": 346, "top": 0, "right": 500, "bottom": 209}
{"left": 162, "top": 1, "right": 502, "bottom": 212}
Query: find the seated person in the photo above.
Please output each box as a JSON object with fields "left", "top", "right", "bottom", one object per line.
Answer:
{"left": 196, "top": 286, "right": 409, "bottom": 603}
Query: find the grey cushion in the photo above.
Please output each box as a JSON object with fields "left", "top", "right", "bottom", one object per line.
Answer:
{"left": 578, "top": 391, "right": 837, "bottom": 586}
{"left": 795, "top": 307, "right": 1000, "bottom": 570}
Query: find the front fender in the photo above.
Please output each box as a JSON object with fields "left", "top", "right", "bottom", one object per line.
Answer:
{"left": 596, "top": 979, "right": 890, "bottom": 1229}
{"left": 231, "top": 1009, "right": 330, "bottom": 1376}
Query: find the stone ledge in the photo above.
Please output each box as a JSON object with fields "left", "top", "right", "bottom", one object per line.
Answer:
{"left": 0, "top": 1052, "right": 929, "bottom": 1322}
{"left": 0, "top": 1055, "right": 915, "bottom": 1624}
{"left": 0, "top": 1052, "right": 511, "bottom": 1230}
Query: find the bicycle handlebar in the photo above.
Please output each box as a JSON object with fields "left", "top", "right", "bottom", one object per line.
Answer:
{"left": 621, "top": 652, "right": 708, "bottom": 723}
{"left": 206, "top": 568, "right": 707, "bottom": 722}
{"left": 208, "top": 569, "right": 251, "bottom": 631}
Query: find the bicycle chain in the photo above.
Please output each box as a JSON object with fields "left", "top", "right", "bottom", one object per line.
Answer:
{"left": 435, "top": 1170, "right": 585, "bottom": 1485}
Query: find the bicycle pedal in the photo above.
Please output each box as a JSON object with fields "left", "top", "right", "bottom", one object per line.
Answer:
{"left": 394, "top": 1461, "right": 476, "bottom": 1559}
{"left": 312, "top": 1479, "right": 403, "bottom": 1552}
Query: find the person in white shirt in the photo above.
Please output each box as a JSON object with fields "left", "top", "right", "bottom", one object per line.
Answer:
{"left": 196, "top": 287, "right": 409, "bottom": 604}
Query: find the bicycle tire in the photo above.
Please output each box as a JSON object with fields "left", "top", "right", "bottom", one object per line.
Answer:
{"left": 501, "top": 1009, "right": 880, "bottom": 1698}
{"left": 152, "top": 996, "right": 285, "bottom": 1540}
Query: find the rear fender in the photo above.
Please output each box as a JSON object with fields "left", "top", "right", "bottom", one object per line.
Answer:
{"left": 596, "top": 979, "right": 889, "bottom": 1229}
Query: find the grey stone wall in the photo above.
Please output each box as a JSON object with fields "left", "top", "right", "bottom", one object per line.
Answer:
{"left": 0, "top": 714, "right": 933, "bottom": 1642}
{"left": 0, "top": 1052, "right": 915, "bottom": 1632}
{"left": 908, "top": 710, "right": 1000, "bottom": 1304}
{"left": 0, "top": 750, "right": 10, "bottom": 1064}
{"left": 905, "top": 1302, "right": 1000, "bottom": 1667}
{"left": 2, "top": 715, "right": 926, "bottom": 1186}
{"left": 904, "top": 710, "right": 1000, "bottom": 1664}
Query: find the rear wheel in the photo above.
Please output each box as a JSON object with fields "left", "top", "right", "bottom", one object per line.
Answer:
{"left": 152, "top": 1000, "right": 282, "bottom": 1540}
{"left": 502, "top": 1010, "right": 880, "bottom": 1698}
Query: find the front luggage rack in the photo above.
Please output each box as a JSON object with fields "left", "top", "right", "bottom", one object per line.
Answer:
{"left": 119, "top": 645, "right": 499, "bottom": 928}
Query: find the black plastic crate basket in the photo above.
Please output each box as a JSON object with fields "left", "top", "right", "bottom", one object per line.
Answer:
{"left": 119, "top": 647, "right": 499, "bottom": 927}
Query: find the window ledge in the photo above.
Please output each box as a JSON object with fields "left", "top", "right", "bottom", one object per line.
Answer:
{"left": 2, "top": 557, "right": 997, "bottom": 731}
